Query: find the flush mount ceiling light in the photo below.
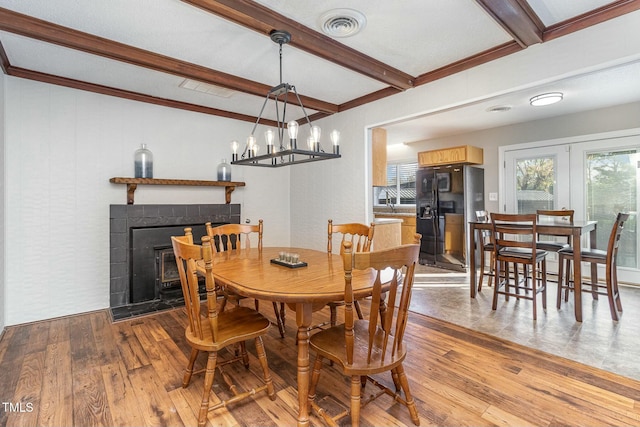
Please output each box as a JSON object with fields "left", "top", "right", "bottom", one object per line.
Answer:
{"left": 530, "top": 92, "right": 563, "bottom": 106}
{"left": 319, "top": 8, "right": 367, "bottom": 38}
{"left": 230, "top": 30, "right": 341, "bottom": 167}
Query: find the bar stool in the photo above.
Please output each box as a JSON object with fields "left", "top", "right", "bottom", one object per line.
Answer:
{"left": 475, "top": 210, "right": 494, "bottom": 291}
{"left": 491, "top": 213, "right": 548, "bottom": 320}
{"left": 557, "top": 212, "right": 629, "bottom": 320}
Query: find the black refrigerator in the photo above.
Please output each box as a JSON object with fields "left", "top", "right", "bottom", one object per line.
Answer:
{"left": 416, "top": 164, "right": 484, "bottom": 271}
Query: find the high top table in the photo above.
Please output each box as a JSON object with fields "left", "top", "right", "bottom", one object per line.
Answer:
{"left": 205, "top": 246, "right": 392, "bottom": 427}
{"left": 469, "top": 219, "right": 597, "bottom": 322}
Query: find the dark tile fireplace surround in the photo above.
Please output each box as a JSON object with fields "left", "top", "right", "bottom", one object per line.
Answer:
{"left": 110, "top": 203, "right": 240, "bottom": 320}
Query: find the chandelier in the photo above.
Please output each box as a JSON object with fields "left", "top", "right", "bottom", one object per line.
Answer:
{"left": 230, "top": 30, "right": 341, "bottom": 167}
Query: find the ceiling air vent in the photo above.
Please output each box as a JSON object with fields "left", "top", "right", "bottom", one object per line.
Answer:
{"left": 179, "top": 79, "right": 234, "bottom": 98}
{"left": 486, "top": 105, "right": 512, "bottom": 113}
{"left": 319, "top": 9, "right": 366, "bottom": 38}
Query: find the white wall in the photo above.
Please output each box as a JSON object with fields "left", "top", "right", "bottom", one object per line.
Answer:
{"left": 0, "top": 74, "right": 6, "bottom": 332}
{"left": 3, "top": 77, "right": 290, "bottom": 325}
{"left": 290, "top": 9, "right": 640, "bottom": 250}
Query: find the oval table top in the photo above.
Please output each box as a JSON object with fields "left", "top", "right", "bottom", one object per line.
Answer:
{"left": 209, "top": 247, "right": 392, "bottom": 306}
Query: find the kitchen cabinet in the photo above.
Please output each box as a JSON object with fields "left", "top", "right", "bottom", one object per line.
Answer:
{"left": 418, "top": 145, "right": 483, "bottom": 167}
{"left": 372, "top": 128, "right": 387, "bottom": 186}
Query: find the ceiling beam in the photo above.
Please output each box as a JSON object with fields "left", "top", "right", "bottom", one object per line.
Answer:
{"left": 181, "top": 0, "right": 415, "bottom": 91}
{"left": 0, "top": 7, "right": 339, "bottom": 115}
{"left": 475, "top": 0, "right": 544, "bottom": 47}
{"left": 543, "top": 0, "right": 640, "bottom": 42}
{"left": 5, "top": 65, "right": 276, "bottom": 127}
{"left": 414, "top": 41, "right": 523, "bottom": 87}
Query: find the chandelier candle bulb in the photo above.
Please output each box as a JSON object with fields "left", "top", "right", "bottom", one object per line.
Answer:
{"left": 287, "top": 120, "right": 299, "bottom": 149}
{"left": 330, "top": 130, "right": 340, "bottom": 155}
{"left": 311, "top": 125, "right": 321, "bottom": 151}
{"left": 231, "top": 140, "right": 239, "bottom": 162}
{"left": 265, "top": 129, "right": 274, "bottom": 154}
{"left": 247, "top": 135, "right": 256, "bottom": 158}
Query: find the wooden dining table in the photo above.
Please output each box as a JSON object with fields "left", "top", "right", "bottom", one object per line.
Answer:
{"left": 468, "top": 218, "right": 598, "bottom": 322}
{"left": 205, "top": 246, "right": 390, "bottom": 427}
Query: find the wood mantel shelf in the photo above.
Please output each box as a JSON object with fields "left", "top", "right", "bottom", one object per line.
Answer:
{"left": 109, "top": 177, "right": 245, "bottom": 204}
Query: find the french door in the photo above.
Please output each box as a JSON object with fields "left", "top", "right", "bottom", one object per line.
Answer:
{"left": 502, "top": 132, "right": 640, "bottom": 283}
{"left": 504, "top": 145, "right": 571, "bottom": 214}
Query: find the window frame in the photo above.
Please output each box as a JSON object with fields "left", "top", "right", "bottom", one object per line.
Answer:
{"left": 373, "top": 161, "right": 417, "bottom": 207}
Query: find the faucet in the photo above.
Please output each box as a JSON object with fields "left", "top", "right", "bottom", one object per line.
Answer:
{"left": 386, "top": 197, "right": 396, "bottom": 213}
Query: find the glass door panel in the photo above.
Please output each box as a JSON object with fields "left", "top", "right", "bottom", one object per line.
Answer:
{"left": 586, "top": 149, "right": 639, "bottom": 268}
{"left": 505, "top": 145, "right": 571, "bottom": 214}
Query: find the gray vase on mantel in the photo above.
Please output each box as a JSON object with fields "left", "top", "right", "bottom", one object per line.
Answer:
{"left": 134, "top": 144, "right": 153, "bottom": 178}
{"left": 217, "top": 158, "right": 231, "bottom": 181}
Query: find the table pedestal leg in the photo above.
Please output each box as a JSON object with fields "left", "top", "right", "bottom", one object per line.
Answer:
{"left": 572, "top": 232, "right": 583, "bottom": 322}
{"left": 296, "top": 303, "right": 312, "bottom": 427}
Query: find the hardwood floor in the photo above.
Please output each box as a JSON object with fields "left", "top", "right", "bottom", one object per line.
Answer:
{"left": 1, "top": 302, "right": 640, "bottom": 426}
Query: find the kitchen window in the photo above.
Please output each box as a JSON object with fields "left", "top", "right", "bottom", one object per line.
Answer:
{"left": 374, "top": 162, "right": 417, "bottom": 206}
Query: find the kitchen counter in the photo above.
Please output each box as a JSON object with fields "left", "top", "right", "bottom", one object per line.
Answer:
{"left": 372, "top": 218, "right": 401, "bottom": 250}
{"left": 374, "top": 213, "right": 418, "bottom": 245}
{"left": 373, "top": 217, "right": 403, "bottom": 224}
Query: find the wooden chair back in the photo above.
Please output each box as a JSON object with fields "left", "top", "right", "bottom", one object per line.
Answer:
{"left": 328, "top": 220, "right": 375, "bottom": 254}
{"left": 536, "top": 209, "right": 575, "bottom": 245}
{"left": 491, "top": 213, "right": 539, "bottom": 261}
{"left": 607, "top": 212, "right": 630, "bottom": 267}
{"left": 342, "top": 240, "right": 420, "bottom": 365}
{"left": 206, "top": 220, "right": 263, "bottom": 252}
{"left": 171, "top": 235, "right": 218, "bottom": 342}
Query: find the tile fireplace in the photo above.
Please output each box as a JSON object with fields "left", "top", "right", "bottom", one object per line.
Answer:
{"left": 109, "top": 203, "right": 239, "bottom": 319}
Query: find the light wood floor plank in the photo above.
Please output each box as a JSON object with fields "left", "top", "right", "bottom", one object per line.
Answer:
{"left": 37, "top": 340, "right": 73, "bottom": 427}
{"left": 1, "top": 306, "right": 640, "bottom": 426}
{"left": 101, "top": 360, "right": 146, "bottom": 427}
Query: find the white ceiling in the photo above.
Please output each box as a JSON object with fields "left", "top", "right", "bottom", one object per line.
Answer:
{"left": 1, "top": 0, "right": 639, "bottom": 144}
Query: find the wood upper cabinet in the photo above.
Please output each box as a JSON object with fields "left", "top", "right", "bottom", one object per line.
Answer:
{"left": 418, "top": 145, "right": 483, "bottom": 167}
{"left": 372, "top": 127, "right": 387, "bottom": 186}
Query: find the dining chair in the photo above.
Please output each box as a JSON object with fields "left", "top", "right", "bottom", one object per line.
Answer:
{"left": 307, "top": 240, "right": 421, "bottom": 427}
{"left": 171, "top": 235, "right": 276, "bottom": 427}
{"left": 556, "top": 212, "right": 629, "bottom": 320}
{"left": 475, "top": 210, "right": 494, "bottom": 291}
{"left": 205, "top": 220, "right": 286, "bottom": 338}
{"left": 535, "top": 209, "right": 574, "bottom": 252}
{"left": 491, "top": 213, "right": 548, "bottom": 320}
{"left": 325, "top": 220, "right": 376, "bottom": 325}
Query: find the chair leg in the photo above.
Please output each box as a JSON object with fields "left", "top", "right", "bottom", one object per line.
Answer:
{"left": 564, "top": 259, "right": 573, "bottom": 302}
{"left": 198, "top": 352, "right": 217, "bottom": 427}
{"left": 492, "top": 260, "right": 501, "bottom": 311}
{"left": 541, "top": 260, "right": 547, "bottom": 310}
{"left": 330, "top": 304, "right": 338, "bottom": 327}
{"left": 354, "top": 300, "right": 364, "bottom": 320}
{"left": 272, "top": 302, "right": 286, "bottom": 338}
{"left": 532, "top": 264, "right": 537, "bottom": 321}
{"left": 239, "top": 342, "right": 249, "bottom": 368}
{"left": 183, "top": 348, "right": 199, "bottom": 387}
{"left": 307, "top": 356, "right": 324, "bottom": 407}
{"left": 254, "top": 336, "right": 276, "bottom": 399}
{"left": 478, "top": 248, "right": 486, "bottom": 292}
{"left": 395, "top": 364, "right": 420, "bottom": 426}
{"left": 488, "top": 252, "right": 495, "bottom": 287}
{"left": 350, "top": 375, "right": 363, "bottom": 427}
{"left": 556, "top": 254, "right": 565, "bottom": 309}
